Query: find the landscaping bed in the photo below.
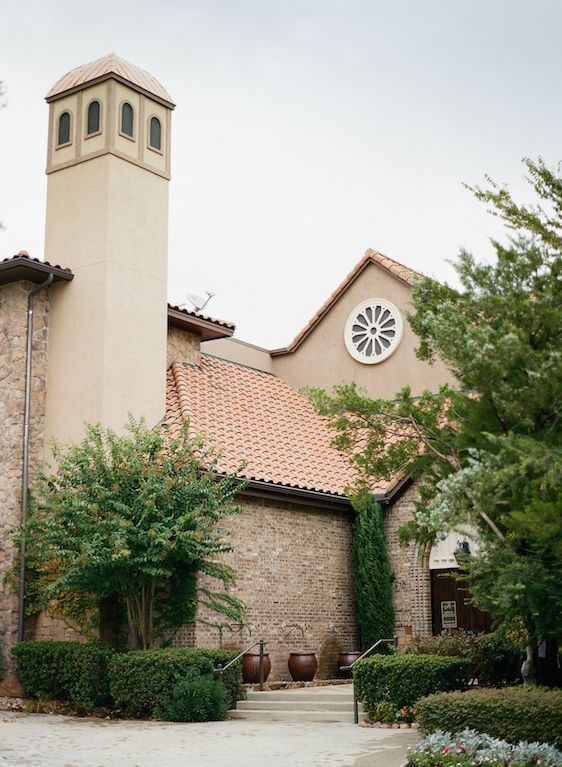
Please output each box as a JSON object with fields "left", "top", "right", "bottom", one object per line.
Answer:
{"left": 416, "top": 686, "right": 562, "bottom": 747}
{"left": 10, "top": 641, "right": 242, "bottom": 722}
{"left": 405, "top": 729, "right": 562, "bottom": 767}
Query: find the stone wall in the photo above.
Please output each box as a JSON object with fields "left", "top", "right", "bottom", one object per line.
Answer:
{"left": 174, "top": 495, "right": 357, "bottom": 680}
{"left": 385, "top": 484, "right": 432, "bottom": 644}
{"left": 0, "top": 281, "right": 49, "bottom": 678}
{"left": 167, "top": 327, "right": 200, "bottom": 367}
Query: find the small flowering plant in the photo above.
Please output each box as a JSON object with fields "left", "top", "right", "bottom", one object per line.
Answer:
{"left": 367, "top": 702, "right": 416, "bottom": 725}
{"left": 400, "top": 705, "right": 416, "bottom": 724}
{"left": 407, "top": 730, "right": 562, "bottom": 767}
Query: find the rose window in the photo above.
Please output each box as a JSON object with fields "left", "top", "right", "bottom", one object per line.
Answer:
{"left": 344, "top": 298, "right": 403, "bottom": 364}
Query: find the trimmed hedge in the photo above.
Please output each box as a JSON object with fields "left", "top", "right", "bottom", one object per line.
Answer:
{"left": 404, "top": 631, "right": 522, "bottom": 686}
{"left": 354, "top": 654, "right": 470, "bottom": 708}
{"left": 12, "top": 641, "right": 113, "bottom": 710}
{"left": 12, "top": 642, "right": 241, "bottom": 719}
{"left": 109, "top": 648, "right": 240, "bottom": 718}
{"left": 416, "top": 687, "right": 562, "bottom": 747}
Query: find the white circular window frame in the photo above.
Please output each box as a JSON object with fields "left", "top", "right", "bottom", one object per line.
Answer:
{"left": 344, "top": 298, "right": 404, "bottom": 364}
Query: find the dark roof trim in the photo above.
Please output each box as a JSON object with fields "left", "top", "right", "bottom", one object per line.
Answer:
{"left": 168, "top": 305, "right": 235, "bottom": 341}
{"left": 239, "top": 478, "right": 353, "bottom": 510}
{"left": 375, "top": 474, "right": 414, "bottom": 507}
{"left": 235, "top": 474, "right": 414, "bottom": 511}
{"left": 0, "top": 255, "right": 74, "bottom": 286}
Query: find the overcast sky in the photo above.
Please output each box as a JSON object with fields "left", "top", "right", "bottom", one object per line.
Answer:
{"left": 1, "top": 1, "right": 561, "bottom": 347}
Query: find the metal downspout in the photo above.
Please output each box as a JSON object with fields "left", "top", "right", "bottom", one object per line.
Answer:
{"left": 17, "top": 274, "right": 54, "bottom": 644}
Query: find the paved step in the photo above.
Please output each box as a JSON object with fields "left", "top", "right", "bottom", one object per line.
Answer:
{"left": 245, "top": 691, "right": 355, "bottom": 703}
{"left": 230, "top": 684, "right": 363, "bottom": 723}
{"left": 238, "top": 700, "right": 356, "bottom": 711}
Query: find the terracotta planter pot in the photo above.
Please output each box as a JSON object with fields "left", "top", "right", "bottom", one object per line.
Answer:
{"left": 288, "top": 652, "right": 317, "bottom": 682}
{"left": 338, "top": 652, "right": 362, "bottom": 678}
{"left": 242, "top": 652, "right": 271, "bottom": 684}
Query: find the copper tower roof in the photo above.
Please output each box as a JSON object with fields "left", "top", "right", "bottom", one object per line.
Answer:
{"left": 46, "top": 53, "right": 175, "bottom": 108}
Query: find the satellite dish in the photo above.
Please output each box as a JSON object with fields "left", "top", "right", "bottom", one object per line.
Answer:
{"left": 183, "top": 290, "right": 215, "bottom": 312}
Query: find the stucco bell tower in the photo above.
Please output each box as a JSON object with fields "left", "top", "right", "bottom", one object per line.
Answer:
{"left": 43, "top": 54, "right": 174, "bottom": 445}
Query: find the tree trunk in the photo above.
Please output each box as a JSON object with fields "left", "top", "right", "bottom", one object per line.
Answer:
{"left": 124, "top": 583, "right": 155, "bottom": 650}
{"left": 521, "top": 641, "right": 537, "bottom": 685}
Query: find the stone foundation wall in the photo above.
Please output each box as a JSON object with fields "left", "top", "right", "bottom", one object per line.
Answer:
{"left": 167, "top": 327, "right": 200, "bottom": 367}
{"left": 174, "top": 495, "right": 357, "bottom": 680}
{"left": 385, "top": 484, "right": 432, "bottom": 645}
{"left": 0, "top": 281, "right": 49, "bottom": 677}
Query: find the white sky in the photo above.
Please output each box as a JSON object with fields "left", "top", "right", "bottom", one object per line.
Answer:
{"left": 1, "top": 1, "right": 561, "bottom": 347}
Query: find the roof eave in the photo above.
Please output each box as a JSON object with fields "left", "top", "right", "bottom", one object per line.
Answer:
{"left": 167, "top": 306, "right": 235, "bottom": 341}
{"left": 239, "top": 478, "right": 352, "bottom": 510}
{"left": 46, "top": 72, "right": 175, "bottom": 110}
{"left": 236, "top": 475, "right": 413, "bottom": 510}
{"left": 0, "top": 257, "right": 74, "bottom": 287}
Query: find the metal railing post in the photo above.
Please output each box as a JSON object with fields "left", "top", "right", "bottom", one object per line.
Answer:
{"left": 259, "top": 639, "right": 265, "bottom": 691}
{"left": 341, "top": 638, "right": 398, "bottom": 725}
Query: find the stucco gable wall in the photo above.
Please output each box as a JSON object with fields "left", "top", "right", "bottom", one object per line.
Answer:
{"left": 272, "top": 262, "right": 455, "bottom": 399}
{"left": 201, "top": 337, "right": 274, "bottom": 373}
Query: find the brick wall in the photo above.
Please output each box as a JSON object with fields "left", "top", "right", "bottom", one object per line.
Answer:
{"left": 385, "top": 484, "right": 432, "bottom": 644}
{"left": 174, "top": 495, "right": 357, "bottom": 680}
{"left": 0, "top": 281, "right": 49, "bottom": 675}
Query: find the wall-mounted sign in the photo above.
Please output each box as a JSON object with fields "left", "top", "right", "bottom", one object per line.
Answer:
{"left": 441, "top": 600, "right": 457, "bottom": 629}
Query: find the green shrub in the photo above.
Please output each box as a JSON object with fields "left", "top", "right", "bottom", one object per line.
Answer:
{"left": 157, "top": 669, "right": 229, "bottom": 722}
{"left": 404, "top": 631, "right": 476, "bottom": 659}
{"left": 470, "top": 634, "right": 521, "bottom": 686}
{"left": 354, "top": 654, "right": 470, "bottom": 709}
{"left": 195, "top": 648, "right": 242, "bottom": 708}
{"left": 12, "top": 641, "right": 113, "bottom": 709}
{"left": 109, "top": 648, "right": 239, "bottom": 718}
{"left": 404, "top": 631, "right": 522, "bottom": 686}
{"left": 416, "top": 687, "right": 562, "bottom": 746}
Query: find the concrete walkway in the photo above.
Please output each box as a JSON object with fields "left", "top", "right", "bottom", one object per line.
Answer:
{"left": 0, "top": 711, "right": 420, "bottom": 767}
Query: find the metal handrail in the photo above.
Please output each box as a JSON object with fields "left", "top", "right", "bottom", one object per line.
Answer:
{"left": 340, "top": 637, "right": 398, "bottom": 724}
{"left": 340, "top": 637, "right": 398, "bottom": 671}
{"left": 215, "top": 639, "right": 268, "bottom": 692}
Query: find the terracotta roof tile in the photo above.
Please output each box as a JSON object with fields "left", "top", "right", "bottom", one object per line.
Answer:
{"left": 272, "top": 249, "right": 424, "bottom": 355}
{"left": 1, "top": 252, "right": 72, "bottom": 274}
{"left": 165, "top": 354, "right": 394, "bottom": 498}
{"left": 167, "top": 303, "right": 235, "bottom": 331}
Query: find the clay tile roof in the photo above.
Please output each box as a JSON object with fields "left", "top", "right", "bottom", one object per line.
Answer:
{"left": 271, "top": 249, "right": 424, "bottom": 356}
{"left": 46, "top": 53, "right": 175, "bottom": 108}
{"left": 167, "top": 303, "right": 235, "bottom": 331}
{"left": 165, "top": 355, "right": 393, "bottom": 499}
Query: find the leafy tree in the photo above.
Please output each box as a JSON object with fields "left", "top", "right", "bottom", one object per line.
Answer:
{"left": 352, "top": 493, "right": 394, "bottom": 650}
{"left": 23, "top": 418, "right": 245, "bottom": 649}
{"left": 309, "top": 157, "right": 562, "bottom": 681}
